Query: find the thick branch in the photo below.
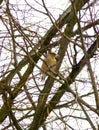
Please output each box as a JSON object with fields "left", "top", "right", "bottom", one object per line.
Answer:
{"left": 39, "top": 38, "right": 99, "bottom": 128}
{"left": 29, "top": 0, "right": 90, "bottom": 130}
{"left": 0, "top": 63, "right": 34, "bottom": 123}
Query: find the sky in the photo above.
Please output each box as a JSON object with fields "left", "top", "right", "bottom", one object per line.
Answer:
{"left": 0, "top": 0, "right": 99, "bottom": 129}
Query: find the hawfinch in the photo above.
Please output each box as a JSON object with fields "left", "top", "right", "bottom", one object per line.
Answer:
{"left": 41, "top": 52, "right": 57, "bottom": 80}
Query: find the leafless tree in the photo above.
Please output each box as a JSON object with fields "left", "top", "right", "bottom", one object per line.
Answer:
{"left": 0, "top": 0, "right": 99, "bottom": 130}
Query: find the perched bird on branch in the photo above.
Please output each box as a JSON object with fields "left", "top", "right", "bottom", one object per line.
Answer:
{"left": 41, "top": 52, "right": 57, "bottom": 80}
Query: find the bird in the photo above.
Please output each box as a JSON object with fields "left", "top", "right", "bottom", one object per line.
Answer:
{"left": 41, "top": 52, "right": 57, "bottom": 80}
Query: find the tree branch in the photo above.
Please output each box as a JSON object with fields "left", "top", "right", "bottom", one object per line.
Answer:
{"left": 38, "top": 37, "right": 99, "bottom": 128}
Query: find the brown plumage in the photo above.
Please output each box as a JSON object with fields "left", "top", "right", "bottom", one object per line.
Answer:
{"left": 41, "top": 52, "right": 57, "bottom": 80}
